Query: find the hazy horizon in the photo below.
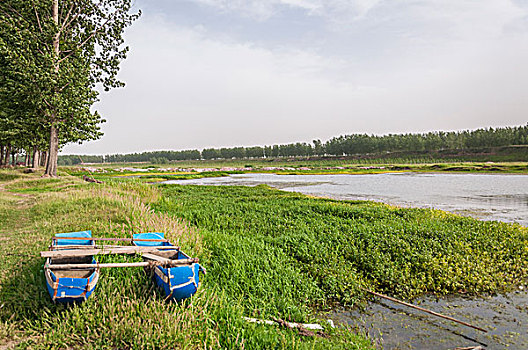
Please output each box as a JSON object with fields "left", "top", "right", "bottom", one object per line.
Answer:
{"left": 62, "top": 0, "right": 528, "bottom": 155}
{"left": 62, "top": 122, "right": 526, "bottom": 155}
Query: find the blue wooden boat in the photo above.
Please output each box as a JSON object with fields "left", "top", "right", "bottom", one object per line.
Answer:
{"left": 133, "top": 232, "right": 203, "bottom": 301}
{"left": 44, "top": 230, "right": 99, "bottom": 303}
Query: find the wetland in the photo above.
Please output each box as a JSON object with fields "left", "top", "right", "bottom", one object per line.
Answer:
{"left": 163, "top": 172, "right": 528, "bottom": 226}
{"left": 1, "top": 169, "right": 527, "bottom": 349}
{"left": 161, "top": 172, "right": 528, "bottom": 349}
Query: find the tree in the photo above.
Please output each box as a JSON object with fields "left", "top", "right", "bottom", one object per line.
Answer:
{"left": 0, "top": 0, "right": 140, "bottom": 176}
{"left": 202, "top": 148, "right": 220, "bottom": 160}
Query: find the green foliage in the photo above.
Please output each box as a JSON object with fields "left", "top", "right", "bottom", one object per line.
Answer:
{"left": 105, "top": 149, "right": 201, "bottom": 163}
{"left": 325, "top": 124, "right": 528, "bottom": 156}
{"left": 59, "top": 124, "right": 528, "bottom": 165}
{"left": 6, "top": 177, "right": 80, "bottom": 193}
{"left": 150, "top": 157, "right": 169, "bottom": 164}
{"left": 58, "top": 154, "right": 104, "bottom": 165}
{"left": 155, "top": 185, "right": 528, "bottom": 316}
{"left": 0, "top": 0, "right": 140, "bottom": 174}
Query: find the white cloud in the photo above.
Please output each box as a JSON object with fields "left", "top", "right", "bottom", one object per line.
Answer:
{"left": 190, "top": 0, "right": 383, "bottom": 21}
{"left": 64, "top": 16, "right": 383, "bottom": 153}
{"left": 192, "top": 0, "right": 528, "bottom": 35}
{"left": 62, "top": 2, "right": 528, "bottom": 154}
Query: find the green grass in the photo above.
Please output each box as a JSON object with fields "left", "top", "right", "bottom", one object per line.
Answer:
{"left": 4, "top": 167, "right": 526, "bottom": 348}
{"left": 106, "top": 171, "right": 239, "bottom": 183}
{"left": 0, "top": 173, "right": 20, "bottom": 182}
{"left": 154, "top": 184, "right": 528, "bottom": 319}
{"left": 0, "top": 170, "right": 372, "bottom": 349}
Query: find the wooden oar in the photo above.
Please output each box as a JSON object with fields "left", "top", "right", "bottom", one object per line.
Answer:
{"left": 362, "top": 288, "right": 487, "bottom": 333}
{"left": 45, "top": 258, "right": 199, "bottom": 269}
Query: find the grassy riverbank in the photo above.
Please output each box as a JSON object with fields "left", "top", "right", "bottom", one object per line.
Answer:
{"left": 1, "top": 168, "right": 527, "bottom": 349}
{"left": 0, "top": 169, "right": 370, "bottom": 349}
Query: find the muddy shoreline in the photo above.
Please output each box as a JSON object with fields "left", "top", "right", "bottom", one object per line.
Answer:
{"left": 331, "top": 289, "right": 528, "bottom": 349}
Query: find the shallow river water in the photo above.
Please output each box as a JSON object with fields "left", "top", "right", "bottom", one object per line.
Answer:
{"left": 164, "top": 172, "right": 528, "bottom": 226}
{"left": 163, "top": 172, "right": 528, "bottom": 349}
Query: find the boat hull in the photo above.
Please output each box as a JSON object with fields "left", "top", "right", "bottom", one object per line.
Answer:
{"left": 45, "top": 230, "right": 99, "bottom": 303}
{"left": 133, "top": 232, "right": 202, "bottom": 301}
{"left": 45, "top": 266, "right": 99, "bottom": 303}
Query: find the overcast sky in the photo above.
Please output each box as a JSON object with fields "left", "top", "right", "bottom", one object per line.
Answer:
{"left": 62, "top": 0, "right": 528, "bottom": 155}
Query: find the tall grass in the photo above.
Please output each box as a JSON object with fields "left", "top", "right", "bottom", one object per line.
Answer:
{"left": 0, "top": 170, "right": 372, "bottom": 349}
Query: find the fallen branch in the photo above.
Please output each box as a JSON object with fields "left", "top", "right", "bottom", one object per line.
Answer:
{"left": 242, "top": 316, "right": 331, "bottom": 338}
{"left": 362, "top": 288, "right": 487, "bottom": 333}
{"left": 83, "top": 175, "right": 103, "bottom": 183}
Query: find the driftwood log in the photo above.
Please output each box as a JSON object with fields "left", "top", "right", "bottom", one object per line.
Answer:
{"left": 243, "top": 317, "right": 330, "bottom": 338}
{"left": 83, "top": 175, "right": 103, "bottom": 184}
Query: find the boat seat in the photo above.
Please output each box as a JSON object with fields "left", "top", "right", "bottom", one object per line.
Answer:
{"left": 52, "top": 269, "right": 94, "bottom": 278}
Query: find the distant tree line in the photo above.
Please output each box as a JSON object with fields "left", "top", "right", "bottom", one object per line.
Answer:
{"left": 324, "top": 124, "right": 528, "bottom": 156}
{"left": 57, "top": 124, "right": 528, "bottom": 165}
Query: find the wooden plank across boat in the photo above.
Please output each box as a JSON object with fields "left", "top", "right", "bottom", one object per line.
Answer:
{"left": 42, "top": 231, "right": 204, "bottom": 303}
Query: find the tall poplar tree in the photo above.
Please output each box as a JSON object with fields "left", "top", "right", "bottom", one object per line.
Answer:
{"left": 0, "top": 0, "right": 140, "bottom": 176}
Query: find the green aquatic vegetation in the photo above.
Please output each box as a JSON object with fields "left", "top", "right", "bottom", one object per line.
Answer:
{"left": 154, "top": 184, "right": 528, "bottom": 318}
{"left": 91, "top": 171, "right": 237, "bottom": 183}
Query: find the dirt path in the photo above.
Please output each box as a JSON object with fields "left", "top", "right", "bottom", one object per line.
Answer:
{"left": 0, "top": 176, "right": 39, "bottom": 348}
{"left": 0, "top": 177, "right": 35, "bottom": 244}
{"left": 0, "top": 180, "right": 33, "bottom": 197}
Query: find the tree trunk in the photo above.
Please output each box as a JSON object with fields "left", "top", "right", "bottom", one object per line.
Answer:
{"left": 32, "top": 146, "right": 40, "bottom": 168}
{"left": 5, "top": 145, "right": 11, "bottom": 166}
{"left": 11, "top": 151, "right": 16, "bottom": 166}
{"left": 45, "top": 125, "right": 59, "bottom": 176}
{"left": 0, "top": 145, "right": 4, "bottom": 166}
{"left": 41, "top": 151, "right": 48, "bottom": 167}
{"left": 44, "top": 0, "right": 60, "bottom": 177}
{"left": 25, "top": 151, "right": 29, "bottom": 167}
